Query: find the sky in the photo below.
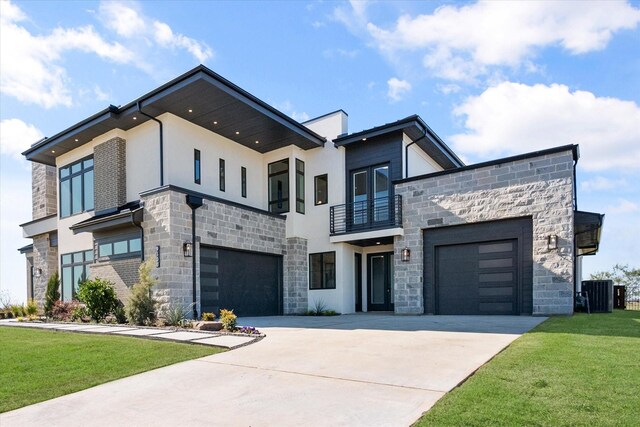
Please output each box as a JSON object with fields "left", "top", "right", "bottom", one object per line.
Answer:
{"left": 1, "top": 0, "right": 639, "bottom": 303}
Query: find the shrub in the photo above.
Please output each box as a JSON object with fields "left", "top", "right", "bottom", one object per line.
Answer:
{"left": 26, "top": 299, "right": 39, "bottom": 316}
{"left": 50, "top": 300, "right": 81, "bottom": 322}
{"left": 312, "top": 299, "right": 327, "bottom": 315}
{"left": 77, "top": 278, "right": 120, "bottom": 322}
{"left": 44, "top": 272, "right": 61, "bottom": 316}
{"left": 238, "top": 326, "right": 261, "bottom": 335}
{"left": 71, "top": 304, "right": 89, "bottom": 322}
{"left": 219, "top": 309, "right": 237, "bottom": 331}
{"left": 201, "top": 312, "right": 216, "bottom": 321}
{"left": 162, "top": 302, "right": 192, "bottom": 327}
{"left": 113, "top": 302, "right": 127, "bottom": 324}
{"left": 10, "top": 305, "right": 25, "bottom": 318}
{"left": 127, "top": 260, "right": 158, "bottom": 326}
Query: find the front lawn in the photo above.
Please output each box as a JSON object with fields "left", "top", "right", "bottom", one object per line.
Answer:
{"left": 0, "top": 327, "right": 224, "bottom": 413}
{"left": 416, "top": 310, "right": 640, "bottom": 426}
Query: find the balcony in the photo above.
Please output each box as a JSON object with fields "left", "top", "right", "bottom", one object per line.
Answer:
{"left": 330, "top": 195, "right": 402, "bottom": 236}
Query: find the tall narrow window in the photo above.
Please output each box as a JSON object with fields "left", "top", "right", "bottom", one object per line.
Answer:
{"left": 296, "top": 159, "right": 305, "bottom": 214}
{"left": 194, "top": 149, "right": 201, "bottom": 184}
{"left": 314, "top": 174, "right": 328, "bottom": 205}
{"left": 61, "top": 250, "right": 93, "bottom": 301}
{"left": 241, "top": 166, "right": 247, "bottom": 198}
{"left": 59, "top": 156, "right": 94, "bottom": 218}
{"left": 219, "top": 158, "right": 225, "bottom": 192}
{"left": 268, "top": 159, "right": 289, "bottom": 213}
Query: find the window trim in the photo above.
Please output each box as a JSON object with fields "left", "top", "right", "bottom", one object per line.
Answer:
{"left": 96, "top": 233, "right": 142, "bottom": 261}
{"left": 295, "top": 159, "right": 305, "bottom": 214}
{"left": 309, "top": 251, "right": 336, "bottom": 290}
{"left": 59, "top": 155, "right": 94, "bottom": 218}
{"left": 241, "top": 166, "right": 247, "bottom": 198}
{"left": 268, "top": 158, "right": 290, "bottom": 213}
{"left": 219, "top": 158, "right": 225, "bottom": 192}
{"left": 314, "top": 174, "right": 328, "bottom": 206}
{"left": 194, "top": 149, "right": 201, "bottom": 185}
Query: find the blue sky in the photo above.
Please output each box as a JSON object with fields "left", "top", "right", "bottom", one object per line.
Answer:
{"left": 1, "top": 0, "right": 639, "bottom": 303}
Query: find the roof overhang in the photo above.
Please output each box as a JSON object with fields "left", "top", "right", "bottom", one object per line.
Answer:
{"left": 18, "top": 244, "right": 33, "bottom": 254}
{"left": 333, "top": 115, "right": 463, "bottom": 169}
{"left": 71, "top": 205, "right": 143, "bottom": 234}
{"left": 23, "top": 65, "right": 326, "bottom": 165}
{"left": 20, "top": 214, "right": 57, "bottom": 238}
{"left": 575, "top": 210, "right": 604, "bottom": 256}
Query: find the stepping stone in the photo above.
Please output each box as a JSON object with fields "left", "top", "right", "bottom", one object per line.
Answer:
{"left": 112, "top": 328, "right": 172, "bottom": 336}
{"left": 154, "top": 331, "right": 214, "bottom": 341}
{"left": 75, "top": 326, "right": 137, "bottom": 333}
{"left": 192, "top": 335, "right": 255, "bottom": 348}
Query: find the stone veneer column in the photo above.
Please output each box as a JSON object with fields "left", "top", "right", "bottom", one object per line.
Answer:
{"left": 284, "top": 237, "right": 308, "bottom": 314}
{"left": 94, "top": 137, "right": 126, "bottom": 212}
{"left": 31, "top": 235, "right": 58, "bottom": 304}
{"left": 395, "top": 150, "right": 576, "bottom": 316}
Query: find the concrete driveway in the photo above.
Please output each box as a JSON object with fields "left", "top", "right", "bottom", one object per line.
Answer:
{"left": 1, "top": 314, "right": 545, "bottom": 426}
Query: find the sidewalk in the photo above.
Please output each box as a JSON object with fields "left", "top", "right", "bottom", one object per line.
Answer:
{"left": 0, "top": 319, "right": 259, "bottom": 349}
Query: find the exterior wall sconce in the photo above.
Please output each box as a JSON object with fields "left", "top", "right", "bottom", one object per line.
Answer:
{"left": 401, "top": 247, "right": 411, "bottom": 262}
{"left": 183, "top": 241, "right": 193, "bottom": 258}
{"left": 34, "top": 268, "right": 42, "bottom": 278}
{"left": 547, "top": 235, "right": 558, "bottom": 251}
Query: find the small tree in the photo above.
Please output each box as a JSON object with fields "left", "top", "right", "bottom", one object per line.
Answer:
{"left": 77, "top": 278, "right": 120, "bottom": 322}
{"left": 591, "top": 264, "right": 640, "bottom": 299}
{"left": 44, "top": 271, "right": 61, "bottom": 316}
{"left": 127, "top": 260, "right": 158, "bottom": 325}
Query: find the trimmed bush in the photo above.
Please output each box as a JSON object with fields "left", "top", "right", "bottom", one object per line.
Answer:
{"left": 77, "top": 278, "right": 120, "bottom": 322}
{"left": 219, "top": 309, "right": 237, "bottom": 331}
{"left": 201, "top": 312, "right": 216, "bottom": 321}
{"left": 44, "top": 272, "right": 60, "bottom": 316}
{"left": 127, "top": 260, "right": 158, "bottom": 326}
{"left": 50, "top": 300, "right": 81, "bottom": 322}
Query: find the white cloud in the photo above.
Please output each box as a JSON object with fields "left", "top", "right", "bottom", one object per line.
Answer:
{"left": 339, "top": 1, "right": 640, "bottom": 81}
{"left": 274, "top": 100, "right": 310, "bottom": 123}
{"left": 322, "top": 48, "right": 359, "bottom": 59}
{"left": 450, "top": 82, "right": 640, "bottom": 171}
{"left": 387, "top": 77, "right": 411, "bottom": 102}
{"left": 0, "top": 119, "right": 44, "bottom": 160}
{"left": 607, "top": 198, "right": 640, "bottom": 214}
{"left": 93, "top": 85, "right": 110, "bottom": 101}
{"left": 0, "top": 0, "right": 134, "bottom": 108}
{"left": 152, "top": 21, "right": 212, "bottom": 63}
{"left": 581, "top": 176, "right": 629, "bottom": 192}
{"left": 436, "top": 83, "right": 461, "bottom": 95}
{"left": 99, "top": 1, "right": 146, "bottom": 37}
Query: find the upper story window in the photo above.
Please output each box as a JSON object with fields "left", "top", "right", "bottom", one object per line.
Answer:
{"left": 219, "top": 158, "right": 226, "bottom": 192}
{"left": 296, "top": 159, "right": 305, "bottom": 214}
{"left": 97, "top": 234, "right": 142, "bottom": 260}
{"left": 268, "top": 159, "right": 289, "bottom": 213}
{"left": 314, "top": 174, "right": 328, "bottom": 205}
{"left": 194, "top": 149, "right": 201, "bottom": 184}
{"left": 60, "top": 156, "right": 94, "bottom": 218}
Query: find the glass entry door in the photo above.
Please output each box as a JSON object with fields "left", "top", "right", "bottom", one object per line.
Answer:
{"left": 367, "top": 252, "right": 394, "bottom": 311}
{"left": 350, "top": 164, "right": 391, "bottom": 231}
{"left": 352, "top": 170, "right": 368, "bottom": 226}
{"left": 373, "top": 166, "right": 389, "bottom": 222}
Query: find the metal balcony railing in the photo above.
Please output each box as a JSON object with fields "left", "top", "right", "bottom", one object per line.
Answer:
{"left": 330, "top": 195, "right": 402, "bottom": 235}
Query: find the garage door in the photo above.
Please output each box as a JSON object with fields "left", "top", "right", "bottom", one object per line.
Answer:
{"left": 200, "top": 246, "right": 282, "bottom": 316}
{"left": 437, "top": 240, "right": 518, "bottom": 315}
{"left": 424, "top": 218, "right": 533, "bottom": 315}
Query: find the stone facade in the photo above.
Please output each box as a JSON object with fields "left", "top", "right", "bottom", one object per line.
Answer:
{"left": 94, "top": 137, "right": 126, "bottom": 212}
{"left": 31, "top": 234, "right": 58, "bottom": 304}
{"left": 90, "top": 258, "right": 141, "bottom": 301}
{"left": 32, "top": 163, "right": 57, "bottom": 219}
{"left": 285, "top": 237, "right": 309, "bottom": 314}
{"left": 395, "top": 150, "right": 575, "bottom": 315}
{"left": 141, "top": 188, "right": 305, "bottom": 316}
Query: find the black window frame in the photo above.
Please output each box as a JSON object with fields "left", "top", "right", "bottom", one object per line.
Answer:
{"left": 241, "top": 166, "right": 247, "bottom": 198}
{"left": 60, "top": 249, "right": 93, "bottom": 301}
{"left": 96, "top": 233, "right": 143, "bottom": 261}
{"left": 314, "top": 174, "right": 328, "bottom": 205}
{"left": 268, "top": 158, "right": 289, "bottom": 213}
{"left": 59, "top": 155, "right": 94, "bottom": 218}
{"left": 194, "top": 149, "right": 201, "bottom": 184}
{"left": 309, "top": 251, "right": 336, "bottom": 290}
{"left": 219, "top": 158, "right": 225, "bottom": 192}
{"left": 296, "top": 159, "right": 305, "bottom": 214}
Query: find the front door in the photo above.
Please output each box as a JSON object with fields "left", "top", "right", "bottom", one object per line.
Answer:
{"left": 367, "top": 252, "right": 394, "bottom": 311}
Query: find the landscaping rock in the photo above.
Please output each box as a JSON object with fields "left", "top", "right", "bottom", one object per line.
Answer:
{"left": 192, "top": 321, "right": 223, "bottom": 331}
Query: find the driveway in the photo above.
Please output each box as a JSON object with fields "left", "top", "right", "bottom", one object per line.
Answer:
{"left": 1, "top": 314, "right": 545, "bottom": 426}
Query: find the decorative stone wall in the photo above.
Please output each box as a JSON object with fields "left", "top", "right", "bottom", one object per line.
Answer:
{"left": 94, "top": 137, "right": 126, "bottom": 212}
{"left": 140, "top": 188, "right": 304, "bottom": 316}
{"left": 284, "top": 237, "right": 308, "bottom": 314}
{"left": 31, "top": 234, "right": 58, "bottom": 304}
{"left": 32, "top": 163, "right": 57, "bottom": 219}
{"left": 395, "top": 149, "right": 575, "bottom": 315}
{"left": 90, "top": 258, "right": 141, "bottom": 302}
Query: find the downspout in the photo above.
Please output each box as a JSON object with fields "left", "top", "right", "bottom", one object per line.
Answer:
{"left": 131, "top": 208, "right": 144, "bottom": 261}
{"left": 137, "top": 102, "right": 164, "bottom": 187}
{"left": 405, "top": 135, "right": 428, "bottom": 179}
{"left": 186, "top": 195, "right": 203, "bottom": 319}
{"left": 572, "top": 154, "right": 579, "bottom": 299}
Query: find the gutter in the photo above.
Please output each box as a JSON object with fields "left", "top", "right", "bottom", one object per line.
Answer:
{"left": 137, "top": 102, "right": 164, "bottom": 186}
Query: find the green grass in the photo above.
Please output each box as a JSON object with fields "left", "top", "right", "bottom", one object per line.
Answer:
{"left": 0, "top": 327, "right": 224, "bottom": 413}
{"left": 416, "top": 310, "right": 640, "bottom": 427}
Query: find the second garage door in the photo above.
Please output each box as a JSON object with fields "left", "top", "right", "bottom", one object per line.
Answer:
{"left": 424, "top": 217, "right": 533, "bottom": 315}
{"left": 200, "top": 246, "right": 282, "bottom": 317}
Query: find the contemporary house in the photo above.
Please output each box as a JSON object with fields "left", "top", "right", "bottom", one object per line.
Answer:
{"left": 19, "top": 65, "right": 603, "bottom": 317}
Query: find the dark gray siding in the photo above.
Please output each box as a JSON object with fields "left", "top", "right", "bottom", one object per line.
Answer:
{"left": 344, "top": 130, "right": 403, "bottom": 201}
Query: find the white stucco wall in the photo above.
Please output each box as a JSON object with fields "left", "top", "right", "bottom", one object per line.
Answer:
{"left": 402, "top": 133, "right": 444, "bottom": 178}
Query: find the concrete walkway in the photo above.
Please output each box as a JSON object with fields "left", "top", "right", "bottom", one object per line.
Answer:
{"left": 0, "top": 319, "right": 258, "bottom": 349}
{"left": 1, "top": 314, "right": 546, "bottom": 426}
